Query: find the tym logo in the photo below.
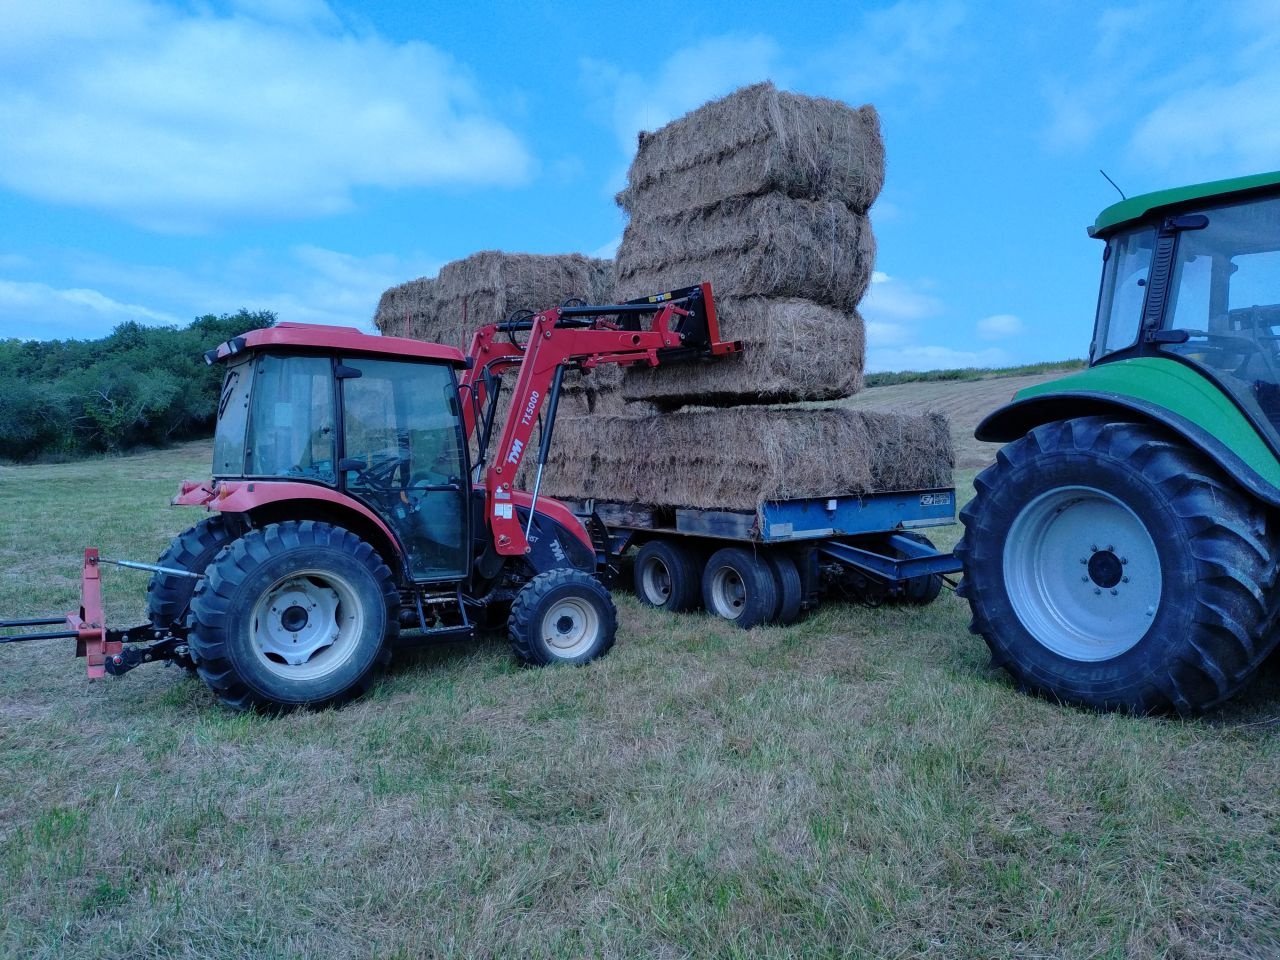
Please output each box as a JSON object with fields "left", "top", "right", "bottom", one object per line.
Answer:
{"left": 506, "top": 439, "right": 524, "bottom": 464}
{"left": 520, "top": 391, "right": 541, "bottom": 426}
{"left": 550, "top": 538, "right": 566, "bottom": 562}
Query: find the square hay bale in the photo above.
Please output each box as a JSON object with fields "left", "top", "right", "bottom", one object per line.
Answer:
{"left": 615, "top": 194, "right": 874, "bottom": 312}
{"left": 373, "top": 252, "right": 614, "bottom": 349}
{"left": 621, "top": 298, "right": 865, "bottom": 408}
{"left": 618, "top": 81, "right": 885, "bottom": 218}
{"left": 373, "top": 276, "right": 435, "bottom": 340}
{"left": 538, "top": 407, "right": 953, "bottom": 511}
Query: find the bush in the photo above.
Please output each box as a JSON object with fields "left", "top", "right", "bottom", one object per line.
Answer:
{"left": 0, "top": 310, "right": 275, "bottom": 460}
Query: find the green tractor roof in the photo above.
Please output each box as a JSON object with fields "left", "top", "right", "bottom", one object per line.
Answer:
{"left": 1090, "top": 170, "right": 1280, "bottom": 238}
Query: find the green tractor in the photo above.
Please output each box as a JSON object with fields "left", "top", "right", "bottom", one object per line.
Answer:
{"left": 957, "top": 171, "right": 1280, "bottom": 713}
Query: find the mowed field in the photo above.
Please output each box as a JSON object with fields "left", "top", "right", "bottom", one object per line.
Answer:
{"left": 2, "top": 373, "right": 1279, "bottom": 959}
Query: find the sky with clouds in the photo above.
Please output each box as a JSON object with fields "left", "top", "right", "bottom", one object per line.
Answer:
{"left": 0, "top": 0, "right": 1275, "bottom": 369}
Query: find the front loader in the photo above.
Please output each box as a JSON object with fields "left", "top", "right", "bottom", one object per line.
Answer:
{"left": 957, "top": 170, "right": 1280, "bottom": 713}
{"left": 2, "top": 284, "right": 739, "bottom": 710}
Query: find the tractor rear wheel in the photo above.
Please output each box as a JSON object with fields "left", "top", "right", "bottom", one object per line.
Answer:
{"left": 956, "top": 417, "right": 1277, "bottom": 714}
{"left": 633, "top": 540, "right": 703, "bottom": 612}
{"left": 508, "top": 569, "right": 618, "bottom": 666}
{"left": 189, "top": 521, "right": 397, "bottom": 710}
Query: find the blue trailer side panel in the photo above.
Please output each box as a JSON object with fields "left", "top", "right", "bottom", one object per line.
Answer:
{"left": 758, "top": 489, "right": 955, "bottom": 542}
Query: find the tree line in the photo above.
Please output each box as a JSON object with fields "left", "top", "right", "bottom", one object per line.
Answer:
{"left": 0, "top": 310, "right": 275, "bottom": 461}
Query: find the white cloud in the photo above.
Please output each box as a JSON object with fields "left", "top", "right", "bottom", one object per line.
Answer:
{"left": 976, "top": 313, "right": 1023, "bottom": 340}
{"left": 867, "top": 343, "right": 1010, "bottom": 372}
{"left": 0, "top": 2, "right": 531, "bottom": 231}
{"left": 582, "top": 35, "right": 782, "bottom": 154}
{"left": 0, "top": 244, "right": 438, "bottom": 341}
{"left": 0, "top": 278, "right": 182, "bottom": 340}
{"left": 590, "top": 236, "right": 621, "bottom": 260}
{"left": 861, "top": 271, "right": 944, "bottom": 348}
{"left": 1127, "top": 67, "right": 1280, "bottom": 180}
{"left": 817, "top": 0, "right": 967, "bottom": 100}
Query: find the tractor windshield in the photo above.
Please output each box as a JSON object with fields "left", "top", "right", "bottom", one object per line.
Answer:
{"left": 1160, "top": 195, "right": 1280, "bottom": 435}
{"left": 212, "top": 354, "right": 338, "bottom": 482}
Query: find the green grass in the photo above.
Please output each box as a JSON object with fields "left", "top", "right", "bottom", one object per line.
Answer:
{"left": 864, "top": 359, "right": 1086, "bottom": 388}
{"left": 1, "top": 447, "right": 1278, "bottom": 958}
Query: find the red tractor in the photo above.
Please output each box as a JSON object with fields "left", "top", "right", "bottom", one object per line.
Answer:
{"left": 2, "top": 284, "right": 739, "bottom": 710}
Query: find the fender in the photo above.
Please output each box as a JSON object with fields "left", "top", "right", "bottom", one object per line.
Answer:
{"left": 173, "top": 479, "right": 406, "bottom": 570}
{"left": 977, "top": 357, "right": 1280, "bottom": 507}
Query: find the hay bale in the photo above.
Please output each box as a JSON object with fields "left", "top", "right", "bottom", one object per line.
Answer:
{"left": 618, "top": 82, "right": 884, "bottom": 218}
{"left": 538, "top": 407, "right": 953, "bottom": 511}
{"left": 373, "top": 277, "right": 435, "bottom": 340}
{"left": 622, "top": 298, "right": 864, "bottom": 408}
{"left": 615, "top": 194, "right": 874, "bottom": 312}
{"left": 373, "top": 253, "right": 614, "bottom": 348}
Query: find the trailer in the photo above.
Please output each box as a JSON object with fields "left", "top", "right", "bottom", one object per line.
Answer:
{"left": 565, "top": 486, "right": 962, "bottom": 628}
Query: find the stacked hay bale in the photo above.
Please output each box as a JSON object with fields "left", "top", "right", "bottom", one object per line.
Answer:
{"left": 538, "top": 82, "right": 953, "bottom": 509}
{"left": 374, "top": 251, "right": 622, "bottom": 417}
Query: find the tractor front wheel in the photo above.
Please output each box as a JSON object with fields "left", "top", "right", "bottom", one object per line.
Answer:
{"left": 508, "top": 569, "right": 618, "bottom": 666}
{"left": 189, "top": 521, "right": 397, "bottom": 710}
{"left": 956, "top": 417, "right": 1277, "bottom": 713}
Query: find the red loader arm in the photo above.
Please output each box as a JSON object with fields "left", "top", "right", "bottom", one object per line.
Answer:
{"left": 457, "top": 282, "right": 739, "bottom": 558}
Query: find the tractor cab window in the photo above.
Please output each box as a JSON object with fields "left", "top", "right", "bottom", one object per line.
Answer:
{"left": 1160, "top": 195, "right": 1280, "bottom": 436}
{"left": 245, "top": 355, "right": 337, "bottom": 483}
{"left": 340, "top": 358, "right": 469, "bottom": 582}
{"left": 212, "top": 358, "right": 254, "bottom": 476}
{"left": 1092, "top": 226, "right": 1156, "bottom": 360}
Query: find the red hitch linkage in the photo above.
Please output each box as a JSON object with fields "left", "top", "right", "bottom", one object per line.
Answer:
{"left": 0, "top": 548, "right": 122, "bottom": 678}
{"left": 71, "top": 548, "right": 122, "bottom": 679}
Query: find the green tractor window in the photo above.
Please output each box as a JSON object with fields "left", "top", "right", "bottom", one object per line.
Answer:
{"left": 1092, "top": 226, "right": 1156, "bottom": 359}
{"left": 1161, "top": 196, "right": 1280, "bottom": 433}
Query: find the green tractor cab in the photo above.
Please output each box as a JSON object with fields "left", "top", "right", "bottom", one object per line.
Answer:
{"left": 958, "top": 170, "right": 1280, "bottom": 713}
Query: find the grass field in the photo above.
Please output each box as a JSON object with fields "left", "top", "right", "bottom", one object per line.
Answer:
{"left": 2, "top": 401, "right": 1279, "bottom": 957}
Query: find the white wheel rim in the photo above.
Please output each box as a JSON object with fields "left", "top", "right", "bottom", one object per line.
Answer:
{"left": 1003, "top": 485, "right": 1161, "bottom": 661}
{"left": 250, "top": 569, "right": 365, "bottom": 680}
{"left": 541, "top": 597, "right": 600, "bottom": 658}
{"left": 640, "top": 556, "right": 673, "bottom": 605}
{"left": 709, "top": 565, "right": 746, "bottom": 620}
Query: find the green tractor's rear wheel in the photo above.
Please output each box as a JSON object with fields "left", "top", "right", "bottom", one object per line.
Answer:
{"left": 956, "top": 416, "right": 1278, "bottom": 714}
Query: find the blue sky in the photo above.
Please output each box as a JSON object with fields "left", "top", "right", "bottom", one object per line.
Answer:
{"left": 0, "top": 0, "right": 1276, "bottom": 370}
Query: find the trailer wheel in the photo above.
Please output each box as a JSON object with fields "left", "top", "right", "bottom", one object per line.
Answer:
{"left": 767, "top": 553, "right": 804, "bottom": 625}
{"left": 633, "top": 540, "right": 703, "bottom": 612}
{"left": 189, "top": 521, "right": 397, "bottom": 711}
{"left": 895, "top": 533, "right": 944, "bottom": 605}
{"left": 956, "top": 417, "right": 1277, "bottom": 714}
{"left": 509, "top": 569, "right": 617, "bottom": 666}
{"left": 702, "top": 547, "right": 779, "bottom": 629}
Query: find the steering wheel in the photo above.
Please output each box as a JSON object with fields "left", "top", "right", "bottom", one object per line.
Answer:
{"left": 349, "top": 451, "right": 407, "bottom": 488}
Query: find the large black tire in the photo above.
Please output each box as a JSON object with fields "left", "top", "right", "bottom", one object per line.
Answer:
{"left": 509, "top": 569, "right": 618, "bottom": 666}
{"left": 702, "top": 547, "right": 779, "bottom": 629}
{"left": 956, "top": 417, "right": 1278, "bottom": 714}
{"left": 189, "top": 521, "right": 398, "bottom": 711}
{"left": 633, "top": 540, "right": 703, "bottom": 612}
{"left": 767, "top": 552, "right": 804, "bottom": 625}
{"left": 147, "top": 515, "right": 237, "bottom": 631}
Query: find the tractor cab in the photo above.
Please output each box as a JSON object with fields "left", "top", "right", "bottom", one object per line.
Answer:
{"left": 1089, "top": 172, "right": 1280, "bottom": 444}
{"left": 206, "top": 324, "right": 473, "bottom": 583}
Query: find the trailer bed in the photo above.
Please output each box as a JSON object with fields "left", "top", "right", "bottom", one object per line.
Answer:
{"left": 565, "top": 487, "right": 956, "bottom": 544}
